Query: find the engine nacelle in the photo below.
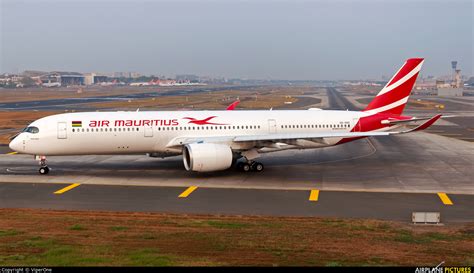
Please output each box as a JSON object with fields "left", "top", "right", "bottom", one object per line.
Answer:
{"left": 183, "top": 143, "right": 233, "bottom": 172}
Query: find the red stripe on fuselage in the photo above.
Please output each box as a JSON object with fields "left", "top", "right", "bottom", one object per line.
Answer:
{"left": 335, "top": 113, "right": 410, "bottom": 145}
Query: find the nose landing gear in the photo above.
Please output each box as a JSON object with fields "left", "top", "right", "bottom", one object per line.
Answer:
{"left": 36, "top": 155, "right": 49, "bottom": 175}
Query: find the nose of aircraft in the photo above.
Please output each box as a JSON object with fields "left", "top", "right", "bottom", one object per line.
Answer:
{"left": 9, "top": 135, "right": 22, "bottom": 152}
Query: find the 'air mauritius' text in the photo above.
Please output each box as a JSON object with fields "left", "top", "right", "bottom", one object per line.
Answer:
{"left": 89, "top": 119, "right": 179, "bottom": 127}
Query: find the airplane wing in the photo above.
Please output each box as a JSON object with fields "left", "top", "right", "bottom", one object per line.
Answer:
{"left": 166, "top": 114, "right": 442, "bottom": 148}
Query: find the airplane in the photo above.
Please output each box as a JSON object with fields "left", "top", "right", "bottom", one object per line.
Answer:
{"left": 42, "top": 82, "right": 61, "bottom": 88}
{"left": 129, "top": 79, "right": 156, "bottom": 87}
{"left": 9, "top": 58, "right": 443, "bottom": 174}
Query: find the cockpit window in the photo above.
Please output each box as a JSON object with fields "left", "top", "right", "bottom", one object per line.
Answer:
{"left": 22, "top": 126, "right": 39, "bottom": 134}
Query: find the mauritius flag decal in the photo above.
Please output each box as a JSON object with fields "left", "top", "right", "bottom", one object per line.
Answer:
{"left": 72, "top": 121, "right": 82, "bottom": 127}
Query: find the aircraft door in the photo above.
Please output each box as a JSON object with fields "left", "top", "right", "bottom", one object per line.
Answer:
{"left": 57, "top": 122, "right": 67, "bottom": 139}
{"left": 268, "top": 119, "right": 277, "bottom": 133}
{"left": 144, "top": 125, "right": 153, "bottom": 137}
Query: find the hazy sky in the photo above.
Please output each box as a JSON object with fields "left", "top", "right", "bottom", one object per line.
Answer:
{"left": 1, "top": 0, "right": 472, "bottom": 80}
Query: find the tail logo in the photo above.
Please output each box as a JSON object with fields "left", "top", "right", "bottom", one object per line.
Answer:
{"left": 364, "top": 58, "right": 424, "bottom": 116}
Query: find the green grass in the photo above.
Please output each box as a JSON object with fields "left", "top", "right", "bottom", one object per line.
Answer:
{"left": 0, "top": 229, "right": 21, "bottom": 237}
{"left": 205, "top": 220, "right": 252, "bottom": 229}
{"left": 320, "top": 219, "right": 348, "bottom": 228}
{"left": 109, "top": 226, "right": 129, "bottom": 231}
{"left": 350, "top": 222, "right": 393, "bottom": 232}
{"left": 141, "top": 234, "right": 157, "bottom": 240}
{"left": 1, "top": 209, "right": 472, "bottom": 266}
{"left": 0, "top": 237, "right": 110, "bottom": 266}
{"left": 326, "top": 261, "right": 343, "bottom": 266}
{"left": 127, "top": 249, "right": 174, "bottom": 266}
{"left": 260, "top": 222, "right": 284, "bottom": 228}
{"left": 394, "top": 230, "right": 468, "bottom": 244}
{"left": 22, "top": 237, "right": 55, "bottom": 248}
{"left": 394, "top": 230, "right": 429, "bottom": 244}
{"left": 69, "top": 224, "right": 86, "bottom": 231}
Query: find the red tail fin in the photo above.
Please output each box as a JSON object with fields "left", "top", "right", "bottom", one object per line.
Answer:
{"left": 364, "top": 58, "right": 424, "bottom": 116}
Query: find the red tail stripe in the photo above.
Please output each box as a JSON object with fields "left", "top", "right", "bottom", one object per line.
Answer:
{"left": 365, "top": 73, "right": 419, "bottom": 111}
{"left": 377, "top": 103, "right": 406, "bottom": 116}
{"left": 386, "top": 58, "right": 423, "bottom": 87}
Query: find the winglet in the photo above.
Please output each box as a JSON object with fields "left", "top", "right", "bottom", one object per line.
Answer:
{"left": 399, "top": 114, "right": 442, "bottom": 133}
{"left": 412, "top": 114, "right": 442, "bottom": 131}
{"left": 226, "top": 100, "right": 240, "bottom": 110}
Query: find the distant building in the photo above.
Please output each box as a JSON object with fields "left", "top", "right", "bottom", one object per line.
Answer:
{"left": 0, "top": 74, "right": 25, "bottom": 87}
{"left": 84, "top": 73, "right": 108, "bottom": 85}
{"left": 37, "top": 71, "right": 84, "bottom": 86}
{"left": 176, "top": 74, "right": 200, "bottom": 82}
{"left": 435, "top": 61, "right": 465, "bottom": 96}
{"left": 130, "top": 72, "right": 141, "bottom": 79}
{"left": 437, "top": 88, "right": 463, "bottom": 97}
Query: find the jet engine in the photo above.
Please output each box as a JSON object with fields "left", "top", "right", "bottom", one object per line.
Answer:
{"left": 183, "top": 143, "right": 233, "bottom": 172}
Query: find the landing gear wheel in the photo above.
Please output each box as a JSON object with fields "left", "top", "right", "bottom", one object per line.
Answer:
{"left": 39, "top": 166, "right": 49, "bottom": 175}
{"left": 241, "top": 163, "right": 251, "bottom": 172}
{"left": 252, "top": 162, "right": 264, "bottom": 172}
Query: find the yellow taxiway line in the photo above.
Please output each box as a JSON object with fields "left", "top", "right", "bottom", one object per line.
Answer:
{"left": 437, "top": 192, "right": 453, "bottom": 205}
{"left": 179, "top": 186, "right": 198, "bottom": 198}
{"left": 54, "top": 183, "right": 81, "bottom": 195}
{"left": 7, "top": 152, "right": 18, "bottom": 155}
{"left": 309, "top": 189, "right": 320, "bottom": 202}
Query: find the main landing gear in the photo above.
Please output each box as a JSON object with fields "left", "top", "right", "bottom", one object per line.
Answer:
{"left": 37, "top": 155, "right": 49, "bottom": 175}
{"left": 236, "top": 161, "right": 264, "bottom": 172}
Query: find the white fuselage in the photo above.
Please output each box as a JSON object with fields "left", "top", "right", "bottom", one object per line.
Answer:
{"left": 10, "top": 110, "right": 370, "bottom": 156}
